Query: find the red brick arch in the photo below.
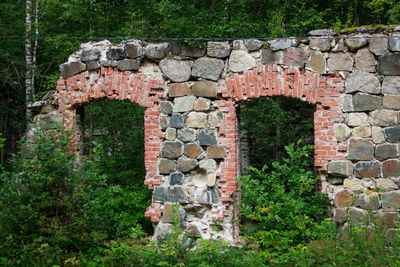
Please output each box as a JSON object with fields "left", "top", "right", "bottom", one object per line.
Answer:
{"left": 56, "top": 66, "right": 165, "bottom": 188}
{"left": 215, "top": 64, "right": 346, "bottom": 202}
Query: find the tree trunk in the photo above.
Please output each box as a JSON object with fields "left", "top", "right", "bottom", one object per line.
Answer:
{"left": 25, "top": 0, "right": 33, "bottom": 120}
{"left": 31, "top": 0, "right": 39, "bottom": 99}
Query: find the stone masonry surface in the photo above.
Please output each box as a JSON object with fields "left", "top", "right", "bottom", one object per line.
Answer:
{"left": 25, "top": 27, "right": 400, "bottom": 242}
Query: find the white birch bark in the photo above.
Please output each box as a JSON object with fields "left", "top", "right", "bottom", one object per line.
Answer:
{"left": 25, "top": 0, "right": 33, "bottom": 119}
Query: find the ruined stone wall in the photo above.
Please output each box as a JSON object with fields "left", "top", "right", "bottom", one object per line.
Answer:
{"left": 40, "top": 26, "right": 400, "bottom": 241}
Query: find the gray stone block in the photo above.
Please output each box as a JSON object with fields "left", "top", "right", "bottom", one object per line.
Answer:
{"left": 345, "top": 71, "right": 380, "bottom": 94}
{"left": 59, "top": 61, "right": 86, "bottom": 79}
{"left": 117, "top": 59, "right": 140, "bottom": 71}
{"left": 328, "top": 160, "right": 353, "bottom": 177}
{"left": 106, "top": 46, "right": 125, "bottom": 60}
{"left": 169, "top": 114, "right": 184, "bottom": 129}
{"left": 207, "top": 42, "right": 230, "bottom": 58}
{"left": 153, "top": 186, "right": 189, "bottom": 203}
{"left": 354, "top": 161, "right": 379, "bottom": 178}
{"left": 377, "top": 53, "right": 400, "bottom": 75}
{"left": 348, "top": 138, "right": 374, "bottom": 161}
{"left": 160, "top": 59, "right": 191, "bottom": 82}
{"left": 384, "top": 126, "right": 400, "bottom": 143}
{"left": 160, "top": 141, "right": 183, "bottom": 159}
{"left": 375, "top": 143, "right": 398, "bottom": 161}
{"left": 192, "top": 58, "right": 224, "bottom": 81}
{"left": 352, "top": 93, "right": 382, "bottom": 111}
{"left": 145, "top": 43, "right": 170, "bottom": 60}
{"left": 198, "top": 129, "right": 218, "bottom": 147}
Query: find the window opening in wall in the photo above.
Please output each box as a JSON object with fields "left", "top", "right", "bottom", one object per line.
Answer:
{"left": 238, "top": 96, "right": 315, "bottom": 173}
{"left": 77, "top": 99, "right": 153, "bottom": 235}
{"left": 237, "top": 96, "right": 329, "bottom": 251}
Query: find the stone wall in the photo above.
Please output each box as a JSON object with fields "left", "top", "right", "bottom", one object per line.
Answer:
{"left": 46, "top": 26, "right": 400, "bottom": 241}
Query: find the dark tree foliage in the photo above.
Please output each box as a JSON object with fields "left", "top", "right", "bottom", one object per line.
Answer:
{"left": 238, "top": 97, "right": 314, "bottom": 170}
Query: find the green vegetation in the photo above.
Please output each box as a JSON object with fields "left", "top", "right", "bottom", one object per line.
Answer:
{"left": 2, "top": 127, "right": 399, "bottom": 266}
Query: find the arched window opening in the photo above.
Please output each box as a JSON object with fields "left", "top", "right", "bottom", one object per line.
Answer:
{"left": 77, "top": 99, "right": 153, "bottom": 235}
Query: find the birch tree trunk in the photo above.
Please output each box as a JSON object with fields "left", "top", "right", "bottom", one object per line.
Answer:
{"left": 32, "top": 0, "right": 39, "bottom": 98}
{"left": 25, "top": 0, "right": 33, "bottom": 120}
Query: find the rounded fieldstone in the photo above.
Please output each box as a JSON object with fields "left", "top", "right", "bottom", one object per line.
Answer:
{"left": 309, "top": 38, "right": 330, "bottom": 52}
{"left": 347, "top": 113, "right": 368, "bottom": 127}
{"left": 369, "top": 36, "right": 388, "bottom": 56}
{"left": 229, "top": 50, "right": 256, "bottom": 72}
{"left": 354, "top": 161, "right": 379, "bottom": 178}
{"left": 344, "top": 36, "right": 367, "bottom": 51}
{"left": 170, "top": 114, "right": 184, "bottom": 129}
{"left": 261, "top": 50, "right": 284, "bottom": 65}
{"left": 328, "top": 160, "right": 353, "bottom": 177}
{"left": 158, "top": 158, "right": 176, "bottom": 174}
{"left": 353, "top": 126, "right": 371, "bottom": 138}
{"left": 191, "top": 58, "right": 224, "bottom": 81}
{"left": 384, "top": 126, "right": 400, "bottom": 143}
{"left": 145, "top": 43, "right": 170, "bottom": 60}
{"left": 327, "top": 52, "right": 353, "bottom": 72}
{"left": 117, "top": 59, "right": 140, "bottom": 71}
{"left": 207, "top": 146, "right": 226, "bottom": 159}
{"left": 159, "top": 114, "right": 169, "bottom": 130}
{"left": 370, "top": 109, "right": 399, "bottom": 127}
{"left": 160, "top": 59, "right": 191, "bottom": 82}
{"left": 81, "top": 48, "right": 100, "bottom": 61}
{"left": 376, "top": 178, "right": 399, "bottom": 191}
{"left": 305, "top": 51, "right": 326, "bottom": 73}
{"left": 375, "top": 143, "right": 398, "bottom": 161}
{"left": 372, "top": 126, "right": 386, "bottom": 144}
{"left": 208, "top": 111, "right": 223, "bottom": 127}
{"left": 201, "top": 188, "right": 219, "bottom": 204}
{"left": 173, "top": 96, "right": 197, "bottom": 113}
{"left": 106, "top": 46, "right": 125, "bottom": 60}
{"left": 166, "top": 128, "right": 177, "bottom": 141}
{"left": 283, "top": 48, "right": 306, "bottom": 68}
{"left": 125, "top": 41, "right": 143, "bottom": 58}
{"left": 334, "top": 190, "right": 352, "bottom": 208}
{"left": 333, "top": 124, "right": 351, "bottom": 141}
{"left": 355, "top": 48, "right": 376, "bottom": 72}
{"left": 184, "top": 143, "right": 202, "bottom": 159}
{"left": 177, "top": 157, "right": 198, "bottom": 173}
{"left": 169, "top": 83, "right": 191, "bottom": 97}
{"left": 348, "top": 138, "right": 374, "bottom": 161}
{"left": 177, "top": 128, "right": 197, "bottom": 142}
{"left": 352, "top": 93, "right": 382, "bottom": 111}
{"left": 333, "top": 208, "right": 347, "bottom": 224}
{"left": 186, "top": 112, "right": 208, "bottom": 128}
{"left": 389, "top": 35, "right": 400, "bottom": 52}
{"left": 308, "top": 29, "right": 337, "bottom": 36}
{"left": 170, "top": 172, "right": 184, "bottom": 186}
{"left": 383, "top": 95, "right": 400, "bottom": 110}
{"left": 382, "top": 76, "right": 400, "bottom": 94}
{"left": 354, "top": 193, "right": 380, "bottom": 210}
{"left": 59, "top": 62, "right": 86, "bottom": 79}
{"left": 160, "top": 101, "right": 173, "bottom": 115}
{"left": 377, "top": 53, "right": 400, "bottom": 75}
{"left": 198, "top": 129, "right": 218, "bottom": 147}
{"left": 194, "top": 97, "right": 211, "bottom": 111}
{"left": 382, "top": 159, "right": 400, "bottom": 178}
{"left": 86, "top": 61, "right": 100, "bottom": 70}
{"left": 244, "top": 39, "right": 263, "bottom": 51}
{"left": 345, "top": 71, "right": 381, "bottom": 94}
{"left": 348, "top": 207, "right": 369, "bottom": 224}
{"left": 160, "top": 141, "right": 183, "bottom": 159}
{"left": 199, "top": 159, "right": 217, "bottom": 174}
{"left": 153, "top": 186, "right": 189, "bottom": 203}
{"left": 267, "top": 39, "right": 295, "bottom": 51}
{"left": 207, "top": 41, "right": 230, "bottom": 58}
{"left": 381, "top": 190, "right": 400, "bottom": 210}
{"left": 191, "top": 81, "right": 218, "bottom": 98}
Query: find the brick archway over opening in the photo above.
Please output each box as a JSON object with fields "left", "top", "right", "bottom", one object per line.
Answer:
{"left": 55, "top": 63, "right": 345, "bottom": 226}
{"left": 56, "top": 66, "right": 165, "bottom": 189}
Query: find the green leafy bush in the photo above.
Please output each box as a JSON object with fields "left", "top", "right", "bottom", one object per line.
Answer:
{"left": 0, "top": 125, "right": 150, "bottom": 265}
{"left": 239, "top": 140, "right": 329, "bottom": 262}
